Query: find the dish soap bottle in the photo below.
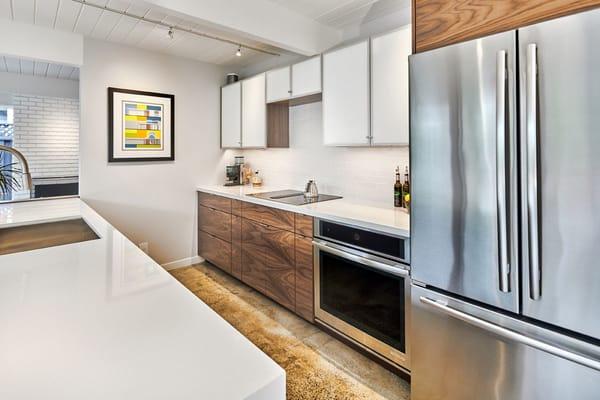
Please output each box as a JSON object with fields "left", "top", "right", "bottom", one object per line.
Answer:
{"left": 394, "top": 167, "right": 403, "bottom": 207}
{"left": 251, "top": 170, "right": 262, "bottom": 187}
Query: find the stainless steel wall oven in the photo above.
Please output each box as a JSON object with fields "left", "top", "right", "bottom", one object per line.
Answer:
{"left": 313, "top": 218, "right": 410, "bottom": 372}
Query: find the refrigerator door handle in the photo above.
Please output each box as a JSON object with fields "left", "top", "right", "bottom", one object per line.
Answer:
{"left": 526, "top": 43, "right": 542, "bottom": 300}
{"left": 420, "top": 296, "right": 600, "bottom": 372}
{"left": 496, "top": 50, "right": 510, "bottom": 293}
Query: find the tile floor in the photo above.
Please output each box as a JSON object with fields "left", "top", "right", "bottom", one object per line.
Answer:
{"left": 171, "top": 263, "right": 410, "bottom": 400}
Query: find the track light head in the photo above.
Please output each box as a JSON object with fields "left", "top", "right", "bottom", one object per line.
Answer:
{"left": 235, "top": 46, "right": 242, "bottom": 57}
{"left": 168, "top": 27, "right": 174, "bottom": 39}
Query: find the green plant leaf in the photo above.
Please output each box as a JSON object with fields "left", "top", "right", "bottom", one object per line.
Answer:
{"left": 0, "top": 162, "right": 22, "bottom": 194}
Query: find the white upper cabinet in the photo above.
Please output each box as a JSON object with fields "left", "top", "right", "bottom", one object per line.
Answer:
{"left": 291, "top": 56, "right": 321, "bottom": 98}
{"left": 221, "top": 82, "right": 241, "bottom": 148}
{"left": 371, "top": 26, "right": 412, "bottom": 146}
{"left": 266, "top": 66, "right": 291, "bottom": 103}
{"left": 322, "top": 40, "right": 370, "bottom": 146}
{"left": 242, "top": 73, "right": 267, "bottom": 148}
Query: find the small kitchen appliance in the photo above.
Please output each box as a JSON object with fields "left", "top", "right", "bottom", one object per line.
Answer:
{"left": 304, "top": 180, "right": 319, "bottom": 198}
{"left": 224, "top": 164, "right": 241, "bottom": 186}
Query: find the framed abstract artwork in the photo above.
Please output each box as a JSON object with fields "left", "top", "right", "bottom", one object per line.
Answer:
{"left": 108, "top": 87, "right": 175, "bottom": 162}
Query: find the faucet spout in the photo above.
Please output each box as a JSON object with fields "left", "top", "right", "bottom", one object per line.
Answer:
{"left": 0, "top": 145, "right": 33, "bottom": 194}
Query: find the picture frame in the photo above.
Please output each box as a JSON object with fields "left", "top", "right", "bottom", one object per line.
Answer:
{"left": 108, "top": 87, "right": 175, "bottom": 162}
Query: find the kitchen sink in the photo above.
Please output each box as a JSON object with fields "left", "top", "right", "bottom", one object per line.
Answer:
{"left": 0, "top": 218, "right": 99, "bottom": 256}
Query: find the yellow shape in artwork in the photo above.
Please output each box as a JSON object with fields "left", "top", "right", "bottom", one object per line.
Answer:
{"left": 136, "top": 144, "right": 162, "bottom": 149}
{"left": 124, "top": 115, "right": 148, "bottom": 121}
{"left": 124, "top": 129, "right": 162, "bottom": 138}
{"left": 136, "top": 104, "right": 147, "bottom": 110}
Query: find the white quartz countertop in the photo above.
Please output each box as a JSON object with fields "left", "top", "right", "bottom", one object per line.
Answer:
{"left": 197, "top": 185, "right": 410, "bottom": 238}
{"left": 0, "top": 198, "right": 285, "bottom": 400}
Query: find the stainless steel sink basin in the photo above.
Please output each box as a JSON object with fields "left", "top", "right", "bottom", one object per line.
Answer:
{"left": 0, "top": 218, "right": 99, "bottom": 256}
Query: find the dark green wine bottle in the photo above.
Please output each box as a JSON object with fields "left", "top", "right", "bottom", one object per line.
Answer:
{"left": 394, "top": 167, "right": 402, "bottom": 207}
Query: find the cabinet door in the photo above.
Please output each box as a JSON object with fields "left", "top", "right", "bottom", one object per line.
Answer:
{"left": 263, "top": 225, "right": 296, "bottom": 311}
{"left": 291, "top": 56, "right": 321, "bottom": 98}
{"left": 231, "top": 215, "right": 242, "bottom": 280}
{"left": 198, "top": 205, "right": 231, "bottom": 242}
{"left": 242, "top": 73, "right": 267, "bottom": 148}
{"left": 266, "top": 66, "right": 291, "bottom": 103}
{"left": 323, "top": 40, "right": 370, "bottom": 146}
{"left": 371, "top": 27, "right": 411, "bottom": 146}
{"left": 241, "top": 219, "right": 267, "bottom": 293}
{"left": 198, "top": 231, "right": 231, "bottom": 274}
{"left": 295, "top": 234, "right": 314, "bottom": 322}
{"left": 414, "top": 0, "right": 600, "bottom": 52}
{"left": 221, "top": 82, "right": 242, "bottom": 148}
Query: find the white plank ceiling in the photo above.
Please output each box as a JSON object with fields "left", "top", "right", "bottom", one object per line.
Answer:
{"left": 0, "top": 0, "right": 285, "bottom": 68}
{"left": 0, "top": 55, "right": 79, "bottom": 81}
{"left": 0, "top": 0, "right": 408, "bottom": 70}
{"left": 268, "top": 0, "right": 410, "bottom": 29}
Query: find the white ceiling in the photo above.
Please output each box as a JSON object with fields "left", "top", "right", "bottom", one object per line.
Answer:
{"left": 0, "top": 0, "right": 408, "bottom": 70}
{"left": 0, "top": 55, "right": 79, "bottom": 81}
{"left": 0, "top": 0, "right": 283, "bottom": 68}
{"left": 267, "top": 0, "right": 410, "bottom": 29}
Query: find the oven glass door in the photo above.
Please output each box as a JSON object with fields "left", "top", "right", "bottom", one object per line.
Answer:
{"left": 318, "top": 248, "right": 406, "bottom": 353}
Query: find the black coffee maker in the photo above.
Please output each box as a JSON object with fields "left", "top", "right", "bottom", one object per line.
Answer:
{"left": 225, "top": 156, "right": 245, "bottom": 186}
{"left": 225, "top": 164, "right": 241, "bottom": 186}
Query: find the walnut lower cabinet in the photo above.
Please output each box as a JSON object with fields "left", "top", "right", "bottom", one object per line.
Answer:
{"left": 295, "top": 234, "right": 314, "bottom": 322}
{"left": 263, "top": 224, "right": 296, "bottom": 310}
{"left": 240, "top": 218, "right": 268, "bottom": 294}
{"left": 198, "top": 192, "right": 315, "bottom": 322}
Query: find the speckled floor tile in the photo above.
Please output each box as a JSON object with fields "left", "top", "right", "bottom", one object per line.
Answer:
{"left": 171, "top": 263, "right": 410, "bottom": 400}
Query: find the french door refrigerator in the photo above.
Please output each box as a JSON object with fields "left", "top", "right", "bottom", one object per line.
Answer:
{"left": 410, "top": 8, "right": 600, "bottom": 400}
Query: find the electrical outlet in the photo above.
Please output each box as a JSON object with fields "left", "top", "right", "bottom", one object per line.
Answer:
{"left": 139, "top": 241, "right": 149, "bottom": 254}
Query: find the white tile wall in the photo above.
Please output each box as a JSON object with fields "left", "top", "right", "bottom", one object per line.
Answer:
{"left": 12, "top": 94, "right": 79, "bottom": 178}
{"left": 236, "top": 102, "right": 409, "bottom": 206}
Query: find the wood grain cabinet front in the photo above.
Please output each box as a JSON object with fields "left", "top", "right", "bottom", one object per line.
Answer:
{"left": 295, "top": 234, "right": 314, "bottom": 322}
{"left": 198, "top": 205, "right": 232, "bottom": 242}
{"left": 242, "top": 202, "right": 295, "bottom": 232}
{"left": 231, "top": 215, "right": 242, "bottom": 280}
{"left": 197, "top": 193, "right": 315, "bottom": 322}
{"left": 413, "top": 0, "right": 600, "bottom": 52}
{"left": 198, "top": 192, "right": 232, "bottom": 214}
{"left": 198, "top": 231, "right": 231, "bottom": 274}
{"left": 232, "top": 199, "right": 242, "bottom": 216}
{"left": 263, "top": 225, "right": 296, "bottom": 311}
{"left": 295, "top": 214, "right": 313, "bottom": 237}
{"left": 241, "top": 218, "right": 268, "bottom": 294}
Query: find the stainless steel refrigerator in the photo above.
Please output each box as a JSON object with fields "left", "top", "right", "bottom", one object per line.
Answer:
{"left": 410, "top": 8, "right": 600, "bottom": 400}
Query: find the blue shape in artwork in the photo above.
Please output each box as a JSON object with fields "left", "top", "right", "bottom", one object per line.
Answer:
{"left": 146, "top": 105, "right": 162, "bottom": 111}
{"left": 125, "top": 144, "right": 137, "bottom": 148}
{"left": 147, "top": 116, "right": 161, "bottom": 121}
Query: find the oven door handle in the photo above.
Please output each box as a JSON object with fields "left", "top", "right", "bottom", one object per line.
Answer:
{"left": 313, "top": 240, "right": 409, "bottom": 278}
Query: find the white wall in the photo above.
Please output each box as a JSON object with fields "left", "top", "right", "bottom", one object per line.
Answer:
{"left": 237, "top": 102, "right": 409, "bottom": 206}
{"left": 0, "top": 72, "right": 79, "bottom": 99}
{"left": 80, "top": 38, "right": 226, "bottom": 265}
{"left": 12, "top": 94, "right": 79, "bottom": 178}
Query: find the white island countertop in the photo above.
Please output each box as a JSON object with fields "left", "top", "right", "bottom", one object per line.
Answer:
{"left": 197, "top": 185, "right": 410, "bottom": 238}
{"left": 0, "top": 198, "right": 285, "bottom": 400}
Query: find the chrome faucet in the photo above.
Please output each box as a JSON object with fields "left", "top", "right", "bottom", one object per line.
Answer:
{"left": 0, "top": 145, "right": 33, "bottom": 195}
